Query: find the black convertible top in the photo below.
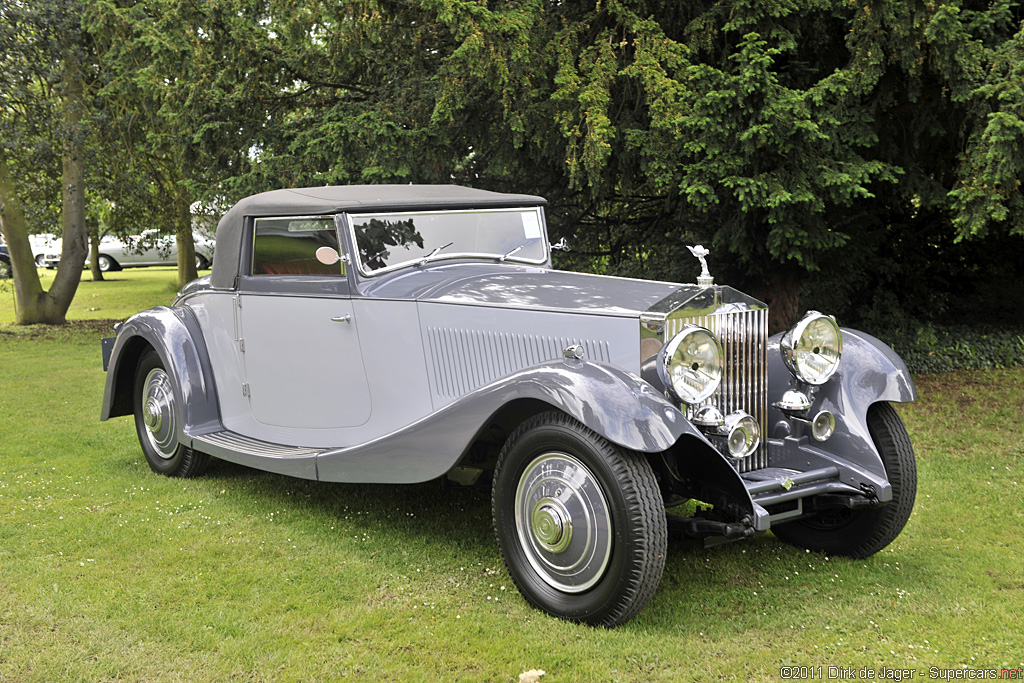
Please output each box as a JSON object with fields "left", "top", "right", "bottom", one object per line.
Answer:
{"left": 210, "top": 185, "right": 547, "bottom": 289}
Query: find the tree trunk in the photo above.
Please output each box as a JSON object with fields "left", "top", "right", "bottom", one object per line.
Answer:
{"left": 0, "top": 53, "right": 90, "bottom": 324}
{"left": 175, "top": 189, "right": 198, "bottom": 288}
{"left": 39, "top": 52, "right": 90, "bottom": 324}
{"left": 752, "top": 270, "right": 802, "bottom": 335}
{"left": 0, "top": 152, "right": 46, "bottom": 317}
{"left": 89, "top": 229, "right": 104, "bottom": 281}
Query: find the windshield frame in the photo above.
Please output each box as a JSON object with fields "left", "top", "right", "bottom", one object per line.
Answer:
{"left": 345, "top": 207, "right": 549, "bottom": 277}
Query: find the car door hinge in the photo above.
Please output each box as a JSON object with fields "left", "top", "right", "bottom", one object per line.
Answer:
{"left": 238, "top": 338, "right": 245, "bottom": 353}
{"left": 242, "top": 383, "right": 250, "bottom": 397}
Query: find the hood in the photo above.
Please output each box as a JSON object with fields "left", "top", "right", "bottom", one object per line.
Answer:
{"left": 358, "top": 263, "right": 684, "bottom": 316}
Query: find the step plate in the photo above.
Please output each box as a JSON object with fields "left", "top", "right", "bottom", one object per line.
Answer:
{"left": 193, "top": 431, "right": 324, "bottom": 459}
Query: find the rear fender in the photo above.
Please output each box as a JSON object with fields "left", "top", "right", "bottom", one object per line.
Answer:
{"left": 100, "top": 306, "right": 221, "bottom": 439}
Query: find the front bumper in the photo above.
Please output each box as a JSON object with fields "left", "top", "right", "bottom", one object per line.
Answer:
{"left": 740, "top": 431, "right": 892, "bottom": 532}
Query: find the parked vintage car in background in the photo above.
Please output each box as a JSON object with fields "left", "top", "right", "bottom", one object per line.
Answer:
{"left": 42, "top": 229, "right": 215, "bottom": 270}
{"left": 0, "top": 243, "right": 10, "bottom": 278}
{"left": 29, "top": 233, "right": 59, "bottom": 267}
{"left": 101, "top": 185, "right": 917, "bottom": 626}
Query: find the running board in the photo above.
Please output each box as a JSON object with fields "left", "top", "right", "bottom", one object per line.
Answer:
{"left": 190, "top": 430, "right": 324, "bottom": 480}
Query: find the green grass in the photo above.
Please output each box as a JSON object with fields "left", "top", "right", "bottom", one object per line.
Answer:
{"left": 1, "top": 273, "right": 1023, "bottom": 681}
{"left": 0, "top": 266, "right": 190, "bottom": 325}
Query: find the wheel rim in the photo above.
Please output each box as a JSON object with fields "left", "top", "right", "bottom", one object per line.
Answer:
{"left": 514, "top": 452, "right": 612, "bottom": 593}
{"left": 140, "top": 367, "right": 178, "bottom": 459}
{"left": 98, "top": 256, "right": 112, "bottom": 271}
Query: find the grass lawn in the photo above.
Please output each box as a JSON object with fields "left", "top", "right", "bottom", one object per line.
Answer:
{"left": 1, "top": 269, "right": 1022, "bottom": 681}
{"left": 0, "top": 266, "right": 187, "bottom": 325}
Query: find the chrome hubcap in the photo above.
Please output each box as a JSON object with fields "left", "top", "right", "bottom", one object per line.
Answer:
{"left": 141, "top": 368, "right": 177, "bottom": 459}
{"left": 515, "top": 453, "right": 612, "bottom": 593}
{"left": 143, "top": 398, "right": 162, "bottom": 431}
{"left": 531, "top": 499, "right": 573, "bottom": 553}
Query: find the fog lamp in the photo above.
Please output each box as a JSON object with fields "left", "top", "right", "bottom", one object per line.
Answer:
{"left": 721, "top": 411, "right": 760, "bottom": 458}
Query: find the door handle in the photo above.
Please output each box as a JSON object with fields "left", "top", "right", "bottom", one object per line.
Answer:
{"left": 331, "top": 314, "right": 351, "bottom": 323}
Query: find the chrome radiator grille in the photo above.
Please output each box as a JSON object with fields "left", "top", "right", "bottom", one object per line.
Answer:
{"left": 666, "top": 308, "right": 769, "bottom": 473}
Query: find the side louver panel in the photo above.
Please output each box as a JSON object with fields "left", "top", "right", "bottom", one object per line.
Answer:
{"left": 426, "top": 327, "right": 612, "bottom": 399}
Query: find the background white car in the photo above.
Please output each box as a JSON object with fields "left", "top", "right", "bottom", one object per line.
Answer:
{"left": 29, "top": 234, "right": 59, "bottom": 267}
{"left": 42, "top": 230, "right": 215, "bottom": 271}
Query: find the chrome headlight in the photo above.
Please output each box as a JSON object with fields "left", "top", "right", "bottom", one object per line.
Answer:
{"left": 781, "top": 311, "right": 842, "bottom": 385}
{"left": 657, "top": 324, "right": 723, "bottom": 405}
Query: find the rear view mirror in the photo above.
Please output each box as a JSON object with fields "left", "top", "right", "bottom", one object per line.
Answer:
{"left": 316, "top": 246, "right": 341, "bottom": 265}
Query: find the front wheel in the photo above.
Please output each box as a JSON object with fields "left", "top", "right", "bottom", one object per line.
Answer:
{"left": 772, "top": 402, "right": 916, "bottom": 558}
{"left": 196, "top": 254, "right": 210, "bottom": 270}
{"left": 492, "top": 412, "right": 667, "bottom": 626}
{"left": 133, "top": 348, "right": 208, "bottom": 477}
{"left": 0, "top": 258, "right": 10, "bottom": 279}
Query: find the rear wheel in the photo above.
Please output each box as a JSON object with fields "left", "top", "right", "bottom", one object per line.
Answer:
{"left": 492, "top": 412, "right": 667, "bottom": 626}
{"left": 0, "top": 258, "right": 10, "bottom": 279}
{"left": 97, "top": 254, "right": 118, "bottom": 272}
{"left": 772, "top": 402, "right": 916, "bottom": 558}
{"left": 133, "top": 348, "right": 208, "bottom": 477}
{"left": 196, "top": 254, "right": 210, "bottom": 270}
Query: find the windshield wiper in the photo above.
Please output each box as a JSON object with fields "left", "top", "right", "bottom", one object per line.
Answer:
{"left": 417, "top": 241, "right": 454, "bottom": 267}
{"left": 498, "top": 242, "right": 528, "bottom": 262}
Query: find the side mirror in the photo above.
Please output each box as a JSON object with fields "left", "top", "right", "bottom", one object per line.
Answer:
{"left": 316, "top": 246, "right": 341, "bottom": 265}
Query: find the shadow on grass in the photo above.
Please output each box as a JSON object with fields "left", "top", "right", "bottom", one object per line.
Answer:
{"left": 193, "top": 455, "right": 803, "bottom": 630}
{"left": 0, "top": 318, "right": 119, "bottom": 337}
{"left": 200, "top": 456, "right": 495, "bottom": 549}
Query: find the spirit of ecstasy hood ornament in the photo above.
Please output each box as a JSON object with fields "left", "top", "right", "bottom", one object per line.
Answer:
{"left": 687, "top": 245, "right": 714, "bottom": 287}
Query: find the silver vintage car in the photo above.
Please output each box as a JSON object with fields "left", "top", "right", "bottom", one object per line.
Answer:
{"left": 101, "top": 185, "right": 917, "bottom": 626}
{"left": 42, "top": 230, "right": 216, "bottom": 271}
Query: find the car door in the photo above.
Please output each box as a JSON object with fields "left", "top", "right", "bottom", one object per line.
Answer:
{"left": 236, "top": 216, "right": 372, "bottom": 431}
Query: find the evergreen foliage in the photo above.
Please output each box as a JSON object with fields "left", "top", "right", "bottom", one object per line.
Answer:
{"left": 3, "top": 0, "right": 1023, "bottom": 334}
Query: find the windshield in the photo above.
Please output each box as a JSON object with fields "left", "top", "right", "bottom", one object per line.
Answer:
{"left": 348, "top": 208, "right": 548, "bottom": 275}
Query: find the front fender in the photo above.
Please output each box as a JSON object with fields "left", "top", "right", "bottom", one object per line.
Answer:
{"left": 507, "top": 358, "right": 703, "bottom": 453}
{"left": 100, "top": 306, "right": 221, "bottom": 439}
{"left": 314, "top": 357, "right": 748, "bottom": 493}
{"left": 767, "top": 327, "right": 916, "bottom": 485}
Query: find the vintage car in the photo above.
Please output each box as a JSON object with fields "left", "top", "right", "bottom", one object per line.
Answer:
{"left": 29, "top": 233, "right": 59, "bottom": 267}
{"left": 42, "top": 230, "right": 215, "bottom": 271}
{"left": 0, "top": 243, "right": 10, "bottom": 278}
{"left": 101, "top": 185, "right": 917, "bottom": 626}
